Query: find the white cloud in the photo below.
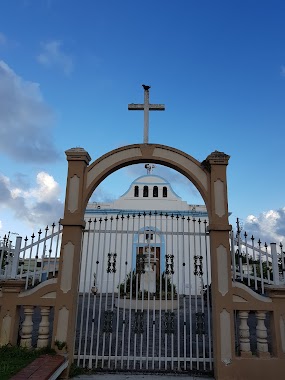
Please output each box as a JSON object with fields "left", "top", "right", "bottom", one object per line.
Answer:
{"left": 37, "top": 40, "right": 73, "bottom": 75}
{"left": 0, "top": 60, "right": 59, "bottom": 162}
{"left": 243, "top": 207, "right": 285, "bottom": 246}
{"left": 0, "top": 171, "right": 63, "bottom": 228}
{"left": 0, "top": 32, "right": 6, "bottom": 45}
{"left": 90, "top": 186, "right": 115, "bottom": 203}
{"left": 28, "top": 172, "right": 60, "bottom": 203}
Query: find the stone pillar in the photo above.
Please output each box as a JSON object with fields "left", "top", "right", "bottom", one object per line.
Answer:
{"left": 37, "top": 306, "right": 50, "bottom": 348}
{"left": 20, "top": 306, "right": 34, "bottom": 348}
{"left": 52, "top": 148, "right": 91, "bottom": 364}
{"left": 239, "top": 311, "right": 252, "bottom": 357}
{"left": 256, "top": 311, "right": 270, "bottom": 357}
{"left": 202, "top": 151, "right": 234, "bottom": 379}
{"left": 0, "top": 279, "right": 26, "bottom": 346}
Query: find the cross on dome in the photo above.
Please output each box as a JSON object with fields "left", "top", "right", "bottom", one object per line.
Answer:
{"left": 145, "top": 164, "right": 155, "bottom": 175}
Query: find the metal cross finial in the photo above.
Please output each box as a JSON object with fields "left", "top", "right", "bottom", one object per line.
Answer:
{"left": 128, "top": 85, "right": 165, "bottom": 143}
{"left": 145, "top": 163, "right": 155, "bottom": 175}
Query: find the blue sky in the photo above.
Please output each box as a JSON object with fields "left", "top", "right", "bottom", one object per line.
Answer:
{"left": 0, "top": 0, "right": 285, "bottom": 246}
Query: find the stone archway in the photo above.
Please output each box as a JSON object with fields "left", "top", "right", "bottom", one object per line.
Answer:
{"left": 52, "top": 144, "right": 233, "bottom": 379}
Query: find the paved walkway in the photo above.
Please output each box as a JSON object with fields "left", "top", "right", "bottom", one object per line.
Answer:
{"left": 73, "top": 373, "right": 214, "bottom": 379}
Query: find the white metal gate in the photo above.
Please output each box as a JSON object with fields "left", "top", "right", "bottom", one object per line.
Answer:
{"left": 74, "top": 212, "right": 213, "bottom": 374}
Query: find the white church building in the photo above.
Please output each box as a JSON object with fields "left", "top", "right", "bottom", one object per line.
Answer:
{"left": 79, "top": 169, "right": 211, "bottom": 297}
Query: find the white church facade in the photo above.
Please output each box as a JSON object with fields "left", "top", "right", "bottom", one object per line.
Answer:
{"left": 79, "top": 171, "right": 211, "bottom": 297}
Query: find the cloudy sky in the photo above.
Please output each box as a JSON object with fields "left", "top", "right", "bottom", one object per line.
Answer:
{"left": 0, "top": 0, "right": 285, "bottom": 248}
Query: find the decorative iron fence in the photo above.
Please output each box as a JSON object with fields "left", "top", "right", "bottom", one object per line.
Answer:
{"left": 0, "top": 222, "right": 62, "bottom": 289}
{"left": 230, "top": 219, "right": 285, "bottom": 294}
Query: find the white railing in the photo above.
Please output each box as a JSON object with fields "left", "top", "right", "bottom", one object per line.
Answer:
{"left": 230, "top": 225, "right": 284, "bottom": 294}
{"left": 0, "top": 222, "right": 62, "bottom": 289}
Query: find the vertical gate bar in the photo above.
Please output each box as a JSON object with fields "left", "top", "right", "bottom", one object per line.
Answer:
{"left": 85, "top": 218, "right": 97, "bottom": 367}
{"left": 133, "top": 212, "right": 142, "bottom": 370}
{"left": 182, "top": 216, "right": 187, "bottom": 370}
{"left": 164, "top": 213, "right": 168, "bottom": 370}
{"left": 87, "top": 218, "right": 98, "bottom": 368}
{"left": 152, "top": 211, "right": 157, "bottom": 370}
{"left": 146, "top": 212, "right": 152, "bottom": 370}
{"left": 0, "top": 238, "right": 4, "bottom": 275}
{"left": 46, "top": 224, "right": 55, "bottom": 279}
{"left": 111, "top": 214, "right": 118, "bottom": 369}
{"left": 101, "top": 217, "right": 110, "bottom": 368}
{"left": 237, "top": 225, "right": 243, "bottom": 282}
{"left": 280, "top": 243, "right": 285, "bottom": 282}
{"left": 164, "top": 215, "right": 169, "bottom": 369}
{"left": 265, "top": 243, "right": 270, "bottom": 284}
{"left": 187, "top": 217, "right": 193, "bottom": 370}
{"left": 176, "top": 215, "right": 181, "bottom": 371}
{"left": 32, "top": 229, "right": 42, "bottom": 286}
{"left": 120, "top": 214, "right": 131, "bottom": 369}
{"left": 107, "top": 217, "right": 116, "bottom": 369}
{"left": 105, "top": 216, "right": 114, "bottom": 369}
{"left": 204, "top": 220, "right": 212, "bottom": 370}
{"left": 25, "top": 234, "right": 35, "bottom": 289}
{"left": 84, "top": 219, "right": 95, "bottom": 366}
{"left": 79, "top": 219, "right": 92, "bottom": 367}
{"left": 88, "top": 218, "right": 100, "bottom": 368}
{"left": 139, "top": 212, "right": 146, "bottom": 370}
{"left": 38, "top": 226, "right": 48, "bottom": 283}
{"left": 45, "top": 224, "right": 54, "bottom": 278}
{"left": 3, "top": 238, "right": 8, "bottom": 278}
{"left": 95, "top": 218, "right": 105, "bottom": 368}
{"left": 193, "top": 218, "right": 199, "bottom": 369}
{"left": 127, "top": 214, "right": 136, "bottom": 369}
{"left": 244, "top": 233, "right": 251, "bottom": 287}
{"left": 114, "top": 215, "right": 124, "bottom": 369}
{"left": 198, "top": 219, "right": 206, "bottom": 370}
{"left": 83, "top": 218, "right": 94, "bottom": 367}
{"left": 258, "top": 240, "right": 264, "bottom": 294}
{"left": 251, "top": 236, "right": 258, "bottom": 290}
{"left": 158, "top": 212, "right": 163, "bottom": 370}
{"left": 170, "top": 214, "right": 174, "bottom": 371}
{"left": 19, "top": 237, "right": 28, "bottom": 279}
{"left": 53, "top": 223, "right": 61, "bottom": 277}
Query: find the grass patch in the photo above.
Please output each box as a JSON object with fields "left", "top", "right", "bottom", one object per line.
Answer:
{"left": 0, "top": 345, "right": 55, "bottom": 380}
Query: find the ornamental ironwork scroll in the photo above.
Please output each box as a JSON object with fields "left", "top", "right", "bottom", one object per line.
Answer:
{"left": 164, "top": 311, "right": 175, "bottom": 334}
{"left": 107, "top": 253, "right": 117, "bottom": 273}
{"left": 194, "top": 255, "right": 203, "bottom": 276}
{"left": 165, "top": 254, "right": 174, "bottom": 275}
{"left": 136, "top": 254, "right": 145, "bottom": 274}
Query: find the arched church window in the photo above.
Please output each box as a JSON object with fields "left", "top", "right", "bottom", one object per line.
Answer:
{"left": 153, "top": 186, "right": 158, "bottom": 197}
{"left": 163, "top": 186, "right": 167, "bottom": 197}
{"left": 143, "top": 186, "right": 149, "bottom": 197}
{"left": 134, "top": 186, "right": 139, "bottom": 197}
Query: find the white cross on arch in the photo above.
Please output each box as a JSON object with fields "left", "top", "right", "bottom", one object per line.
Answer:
{"left": 128, "top": 85, "right": 165, "bottom": 143}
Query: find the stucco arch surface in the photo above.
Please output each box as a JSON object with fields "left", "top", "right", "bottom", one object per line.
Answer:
{"left": 85, "top": 143, "right": 209, "bottom": 210}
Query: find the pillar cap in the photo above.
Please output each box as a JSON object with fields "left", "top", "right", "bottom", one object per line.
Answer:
{"left": 265, "top": 285, "right": 285, "bottom": 298}
{"left": 0, "top": 279, "right": 26, "bottom": 293}
{"left": 204, "top": 150, "right": 230, "bottom": 166}
{"left": 65, "top": 147, "right": 91, "bottom": 164}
